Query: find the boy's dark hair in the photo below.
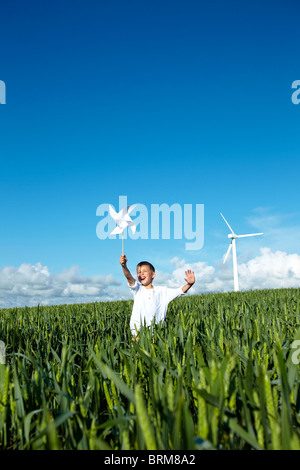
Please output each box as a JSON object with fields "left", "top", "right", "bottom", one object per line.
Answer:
{"left": 136, "top": 261, "right": 155, "bottom": 272}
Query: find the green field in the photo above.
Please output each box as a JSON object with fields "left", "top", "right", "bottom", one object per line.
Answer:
{"left": 0, "top": 288, "right": 300, "bottom": 450}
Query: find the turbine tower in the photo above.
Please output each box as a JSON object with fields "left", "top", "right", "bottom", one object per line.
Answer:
{"left": 220, "top": 213, "right": 263, "bottom": 292}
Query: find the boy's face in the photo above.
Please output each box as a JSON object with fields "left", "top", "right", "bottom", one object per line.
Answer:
{"left": 136, "top": 265, "right": 155, "bottom": 287}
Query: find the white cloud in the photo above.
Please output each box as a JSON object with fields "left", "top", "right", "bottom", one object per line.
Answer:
{"left": 156, "top": 247, "right": 300, "bottom": 294}
{"left": 0, "top": 248, "right": 299, "bottom": 309}
{"left": 0, "top": 263, "right": 122, "bottom": 308}
{"left": 238, "top": 247, "right": 300, "bottom": 290}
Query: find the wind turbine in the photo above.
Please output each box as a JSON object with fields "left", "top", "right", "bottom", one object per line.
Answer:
{"left": 220, "top": 213, "right": 263, "bottom": 292}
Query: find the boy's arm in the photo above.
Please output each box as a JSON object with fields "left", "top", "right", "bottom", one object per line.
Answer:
{"left": 181, "top": 269, "right": 195, "bottom": 293}
{"left": 119, "top": 254, "right": 135, "bottom": 287}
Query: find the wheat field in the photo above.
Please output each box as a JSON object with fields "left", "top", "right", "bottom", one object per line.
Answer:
{"left": 0, "top": 288, "right": 300, "bottom": 450}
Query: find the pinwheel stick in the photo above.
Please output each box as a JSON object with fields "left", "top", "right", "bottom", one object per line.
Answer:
{"left": 121, "top": 232, "right": 125, "bottom": 266}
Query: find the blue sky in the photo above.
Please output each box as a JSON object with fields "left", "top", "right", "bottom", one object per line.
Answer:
{"left": 0, "top": 0, "right": 300, "bottom": 306}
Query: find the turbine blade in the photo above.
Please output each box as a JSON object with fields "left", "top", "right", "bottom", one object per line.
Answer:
{"left": 220, "top": 212, "right": 235, "bottom": 234}
{"left": 223, "top": 242, "right": 232, "bottom": 264}
{"left": 237, "top": 233, "right": 263, "bottom": 238}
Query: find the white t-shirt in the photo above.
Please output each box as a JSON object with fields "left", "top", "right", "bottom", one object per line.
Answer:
{"left": 129, "top": 279, "right": 185, "bottom": 334}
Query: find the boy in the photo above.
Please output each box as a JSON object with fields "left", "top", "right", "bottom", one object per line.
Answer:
{"left": 119, "top": 254, "right": 195, "bottom": 337}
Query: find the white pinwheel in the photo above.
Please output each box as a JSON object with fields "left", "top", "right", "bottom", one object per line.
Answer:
{"left": 109, "top": 204, "right": 137, "bottom": 256}
{"left": 109, "top": 205, "right": 137, "bottom": 235}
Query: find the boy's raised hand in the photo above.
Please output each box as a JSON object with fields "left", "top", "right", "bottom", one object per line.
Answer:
{"left": 184, "top": 269, "right": 195, "bottom": 286}
{"left": 120, "top": 254, "right": 127, "bottom": 267}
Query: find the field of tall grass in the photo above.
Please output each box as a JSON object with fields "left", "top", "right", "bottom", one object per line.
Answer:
{"left": 0, "top": 288, "right": 300, "bottom": 450}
